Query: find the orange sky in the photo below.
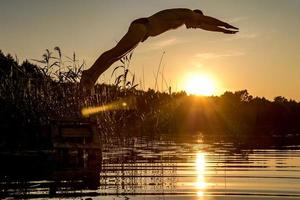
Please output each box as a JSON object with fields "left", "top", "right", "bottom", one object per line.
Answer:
{"left": 1, "top": 0, "right": 299, "bottom": 100}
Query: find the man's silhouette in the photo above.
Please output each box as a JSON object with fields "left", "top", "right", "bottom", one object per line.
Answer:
{"left": 80, "top": 8, "right": 238, "bottom": 90}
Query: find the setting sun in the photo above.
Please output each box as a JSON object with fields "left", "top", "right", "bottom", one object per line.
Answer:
{"left": 184, "top": 74, "right": 216, "bottom": 96}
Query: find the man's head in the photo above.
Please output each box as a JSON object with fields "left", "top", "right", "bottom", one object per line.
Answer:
{"left": 193, "top": 9, "right": 204, "bottom": 16}
{"left": 186, "top": 9, "right": 204, "bottom": 29}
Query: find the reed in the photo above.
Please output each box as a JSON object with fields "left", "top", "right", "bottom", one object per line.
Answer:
{"left": 111, "top": 52, "right": 138, "bottom": 91}
{"left": 1, "top": 48, "right": 299, "bottom": 150}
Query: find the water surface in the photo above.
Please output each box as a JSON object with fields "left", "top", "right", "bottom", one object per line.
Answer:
{"left": 96, "top": 135, "right": 300, "bottom": 199}
{"left": 3, "top": 134, "right": 300, "bottom": 199}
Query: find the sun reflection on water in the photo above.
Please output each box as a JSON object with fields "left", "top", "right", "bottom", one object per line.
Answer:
{"left": 195, "top": 152, "right": 206, "bottom": 198}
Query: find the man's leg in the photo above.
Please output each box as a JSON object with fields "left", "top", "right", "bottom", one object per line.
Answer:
{"left": 80, "top": 23, "right": 148, "bottom": 91}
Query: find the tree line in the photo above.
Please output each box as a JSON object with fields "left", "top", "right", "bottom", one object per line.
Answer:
{"left": 1, "top": 50, "right": 300, "bottom": 150}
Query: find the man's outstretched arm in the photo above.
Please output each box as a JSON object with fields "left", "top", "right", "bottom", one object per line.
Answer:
{"left": 201, "top": 16, "right": 239, "bottom": 30}
{"left": 199, "top": 24, "right": 238, "bottom": 34}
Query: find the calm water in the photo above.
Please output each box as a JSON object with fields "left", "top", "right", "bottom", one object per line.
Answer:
{"left": 96, "top": 136, "right": 300, "bottom": 200}
{"left": 3, "top": 134, "right": 300, "bottom": 199}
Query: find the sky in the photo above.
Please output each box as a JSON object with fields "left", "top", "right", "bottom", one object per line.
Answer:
{"left": 1, "top": 0, "right": 300, "bottom": 100}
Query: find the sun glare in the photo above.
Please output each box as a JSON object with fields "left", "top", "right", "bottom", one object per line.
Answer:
{"left": 195, "top": 152, "right": 206, "bottom": 197}
{"left": 184, "top": 74, "right": 216, "bottom": 96}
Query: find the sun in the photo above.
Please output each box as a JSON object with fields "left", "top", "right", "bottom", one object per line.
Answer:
{"left": 184, "top": 74, "right": 216, "bottom": 96}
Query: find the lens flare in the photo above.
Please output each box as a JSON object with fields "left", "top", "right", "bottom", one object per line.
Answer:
{"left": 81, "top": 97, "right": 136, "bottom": 117}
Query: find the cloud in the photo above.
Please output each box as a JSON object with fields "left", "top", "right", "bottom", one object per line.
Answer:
{"left": 195, "top": 51, "right": 245, "bottom": 59}
{"left": 135, "top": 37, "right": 183, "bottom": 54}
{"left": 154, "top": 38, "right": 177, "bottom": 47}
{"left": 236, "top": 33, "right": 258, "bottom": 39}
{"left": 191, "top": 62, "right": 204, "bottom": 68}
{"left": 228, "top": 16, "right": 249, "bottom": 23}
{"left": 225, "top": 16, "right": 259, "bottom": 41}
{"left": 149, "top": 37, "right": 186, "bottom": 50}
{"left": 224, "top": 32, "right": 258, "bottom": 41}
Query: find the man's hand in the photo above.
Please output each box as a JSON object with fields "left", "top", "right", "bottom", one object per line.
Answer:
{"left": 224, "top": 23, "right": 239, "bottom": 30}
{"left": 223, "top": 29, "right": 238, "bottom": 34}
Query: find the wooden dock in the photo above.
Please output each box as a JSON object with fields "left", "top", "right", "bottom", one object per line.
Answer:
{"left": 0, "top": 118, "right": 102, "bottom": 196}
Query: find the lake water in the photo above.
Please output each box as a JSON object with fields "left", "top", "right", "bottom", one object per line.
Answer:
{"left": 2, "top": 134, "right": 300, "bottom": 199}
{"left": 97, "top": 135, "right": 300, "bottom": 200}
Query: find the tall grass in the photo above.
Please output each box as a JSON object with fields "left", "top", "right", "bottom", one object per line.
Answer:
{"left": 0, "top": 48, "right": 129, "bottom": 148}
{"left": 2, "top": 47, "right": 298, "bottom": 150}
{"left": 111, "top": 52, "right": 138, "bottom": 91}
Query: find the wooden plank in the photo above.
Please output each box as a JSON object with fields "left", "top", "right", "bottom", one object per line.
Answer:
{"left": 53, "top": 143, "right": 101, "bottom": 149}
{"left": 60, "top": 127, "right": 91, "bottom": 137}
